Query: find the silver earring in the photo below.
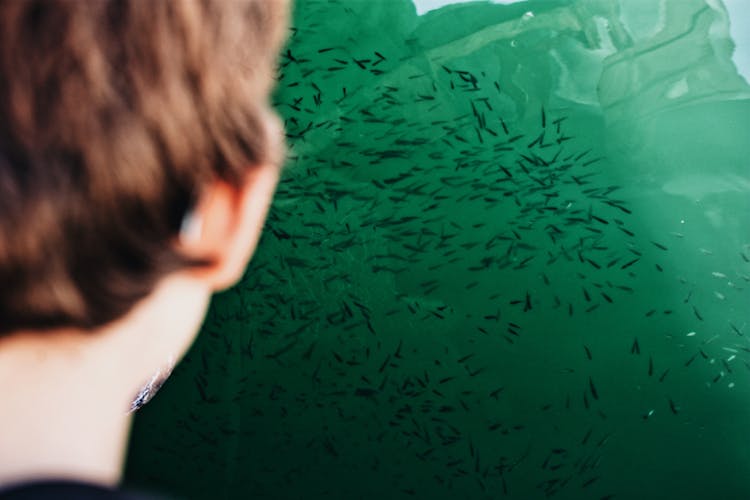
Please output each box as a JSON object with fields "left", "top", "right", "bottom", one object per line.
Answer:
{"left": 179, "top": 209, "right": 203, "bottom": 245}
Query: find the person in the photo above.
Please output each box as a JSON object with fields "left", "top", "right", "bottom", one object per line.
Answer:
{"left": 0, "top": 0, "right": 290, "bottom": 497}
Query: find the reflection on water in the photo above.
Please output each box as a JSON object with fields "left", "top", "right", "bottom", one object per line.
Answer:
{"left": 414, "top": 0, "right": 525, "bottom": 16}
{"left": 126, "top": 1, "right": 750, "bottom": 499}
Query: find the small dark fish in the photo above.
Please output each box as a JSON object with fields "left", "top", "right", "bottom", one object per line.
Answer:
{"left": 499, "top": 117, "right": 509, "bottom": 135}
{"left": 584, "top": 345, "right": 592, "bottom": 360}
{"left": 582, "top": 157, "right": 602, "bottom": 166}
{"left": 355, "top": 387, "right": 379, "bottom": 398}
{"left": 301, "top": 341, "right": 316, "bottom": 361}
{"left": 582, "top": 476, "right": 600, "bottom": 489}
{"left": 668, "top": 399, "right": 679, "bottom": 414}
{"left": 606, "top": 257, "right": 620, "bottom": 268}
{"left": 684, "top": 352, "right": 698, "bottom": 367}
{"left": 589, "top": 377, "right": 599, "bottom": 400}
{"left": 587, "top": 258, "right": 602, "bottom": 270}
{"left": 597, "top": 433, "right": 613, "bottom": 448}
{"left": 723, "top": 358, "right": 733, "bottom": 374}
{"left": 604, "top": 200, "right": 632, "bottom": 214}
{"left": 581, "top": 427, "right": 593, "bottom": 445}
{"left": 527, "top": 131, "right": 545, "bottom": 149}
{"left": 631, "top": 338, "right": 640, "bottom": 355}
{"left": 379, "top": 354, "right": 391, "bottom": 373}
{"left": 620, "top": 258, "right": 640, "bottom": 269}
{"left": 458, "top": 353, "right": 475, "bottom": 364}
{"left": 394, "top": 339, "right": 404, "bottom": 359}
{"left": 693, "top": 306, "right": 704, "bottom": 321}
{"left": 591, "top": 214, "right": 608, "bottom": 225}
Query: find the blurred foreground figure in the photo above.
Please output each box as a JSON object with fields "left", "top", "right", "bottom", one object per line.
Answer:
{"left": 0, "top": 1, "right": 290, "bottom": 497}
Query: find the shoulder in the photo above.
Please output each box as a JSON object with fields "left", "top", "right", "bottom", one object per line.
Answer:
{"left": 0, "top": 480, "right": 167, "bottom": 499}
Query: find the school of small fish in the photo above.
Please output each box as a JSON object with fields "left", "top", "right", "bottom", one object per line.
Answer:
{"left": 126, "top": 1, "right": 750, "bottom": 499}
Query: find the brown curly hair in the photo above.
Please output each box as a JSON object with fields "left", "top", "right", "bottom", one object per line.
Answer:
{"left": 0, "top": 0, "right": 289, "bottom": 335}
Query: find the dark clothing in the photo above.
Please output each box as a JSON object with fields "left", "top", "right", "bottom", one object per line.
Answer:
{"left": 0, "top": 481, "right": 166, "bottom": 500}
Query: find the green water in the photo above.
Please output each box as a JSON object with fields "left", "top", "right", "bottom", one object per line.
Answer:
{"left": 124, "top": 1, "right": 750, "bottom": 498}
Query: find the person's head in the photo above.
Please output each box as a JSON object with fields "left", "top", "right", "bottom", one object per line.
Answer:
{"left": 0, "top": 0, "right": 289, "bottom": 412}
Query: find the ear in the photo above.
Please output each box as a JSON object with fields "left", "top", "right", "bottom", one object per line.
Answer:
{"left": 176, "top": 162, "right": 280, "bottom": 292}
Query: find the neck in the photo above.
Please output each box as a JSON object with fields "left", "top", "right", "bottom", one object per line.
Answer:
{"left": 0, "top": 330, "right": 134, "bottom": 489}
{"left": 0, "top": 274, "right": 211, "bottom": 491}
